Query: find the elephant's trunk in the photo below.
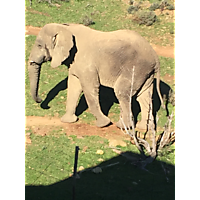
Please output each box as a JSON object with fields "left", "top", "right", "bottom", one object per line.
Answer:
{"left": 28, "top": 62, "right": 42, "bottom": 103}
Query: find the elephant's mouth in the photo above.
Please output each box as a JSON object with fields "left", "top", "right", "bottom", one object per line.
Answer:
{"left": 29, "top": 60, "right": 40, "bottom": 65}
{"left": 29, "top": 57, "right": 50, "bottom": 65}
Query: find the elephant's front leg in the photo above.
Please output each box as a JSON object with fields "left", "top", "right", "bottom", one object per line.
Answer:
{"left": 61, "top": 74, "right": 82, "bottom": 123}
{"left": 81, "top": 76, "right": 111, "bottom": 127}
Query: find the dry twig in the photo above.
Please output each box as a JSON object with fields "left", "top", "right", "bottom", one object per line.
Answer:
{"left": 120, "top": 66, "right": 143, "bottom": 154}
{"left": 158, "top": 112, "right": 174, "bottom": 149}
{"left": 148, "top": 91, "right": 157, "bottom": 159}
{"left": 119, "top": 66, "right": 174, "bottom": 166}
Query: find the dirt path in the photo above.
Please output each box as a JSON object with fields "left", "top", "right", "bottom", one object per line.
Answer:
{"left": 26, "top": 116, "right": 132, "bottom": 146}
{"left": 25, "top": 26, "right": 174, "bottom": 58}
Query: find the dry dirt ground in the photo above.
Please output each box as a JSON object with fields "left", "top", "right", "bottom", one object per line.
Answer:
{"left": 26, "top": 116, "right": 132, "bottom": 147}
{"left": 25, "top": 26, "right": 174, "bottom": 146}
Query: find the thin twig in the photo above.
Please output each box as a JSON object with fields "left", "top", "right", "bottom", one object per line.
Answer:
{"left": 121, "top": 66, "right": 143, "bottom": 153}
{"left": 129, "top": 66, "right": 143, "bottom": 152}
{"left": 137, "top": 137, "right": 151, "bottom": 154}
{"left": 148, "top": 91, "right": 156, "bottom": 158}
{"left": 158, "top": 112, "right": 174, "bottom": 149}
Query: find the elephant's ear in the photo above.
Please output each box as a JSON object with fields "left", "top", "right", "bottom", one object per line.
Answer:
{"left": 51, "top": 30, "right": 73, "bottom": 68}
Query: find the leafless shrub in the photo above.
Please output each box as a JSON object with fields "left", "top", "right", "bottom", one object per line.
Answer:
{"left": 81, "top": 16, "right": 95, "bottom": 26}
{"left": 120, "top": 66, "right": 175, "bottom": 168}
{"left": 157, "top": 112, "right": 175, "bottom": 149}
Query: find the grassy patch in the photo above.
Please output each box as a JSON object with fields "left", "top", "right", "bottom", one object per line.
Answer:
{"left": 26, "top": 128, "right": 175, "bottom": 199}
{"left": 25, "top": 0, "right": 175, "bottom": 46}
{"left": 160, "top": 56, "right": 175, "bottom": 77}
{"left": 25, "top": 0, "right": 128, "bottom": 30}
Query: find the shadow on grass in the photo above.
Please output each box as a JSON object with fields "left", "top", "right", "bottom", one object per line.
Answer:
{"left": 40, "top": 77, "right": 174, "bottom": 126}
{"left": 25, "top": 151, "right": 175, "bottom": 200}
{"left": 40, "top": 77, "right": 68, "bottom": 109}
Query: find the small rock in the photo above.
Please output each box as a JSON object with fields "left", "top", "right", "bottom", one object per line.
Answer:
{"left": 78, "top": 166, "right": 84, "bottom": 171}
{"left": 75, "top": 174, "right": 80, "bottom": 179}
{"left": 25, "top": 135, "right": 31, "bottom": 144}
{"left": 109, "top": 139, "right": 127, "bottom": 147}
{"left": 96, "top": 150, "right": 104, "bottom": 155}
{"left": 92, "top": 167, "right": 102, "bottom": 173}
{"left": 112, "top": 149, "right": 122, "bottom": 154}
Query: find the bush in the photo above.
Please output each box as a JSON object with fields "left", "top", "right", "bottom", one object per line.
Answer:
{"left": 148, "top": 1, "right": 175, "bottom": 11}
{"left": 129, "top": 0, "right": 134, "bottom": 5}
{"left": 81, "top": 16, "right": 95, "bottom": 26}
{"left": 160, "top": 0, "right": 170, "bottom": 7}
{"left": 127, "top": 5, "right": 140, "bottom": 14}
{"left": 166, "top": 4, "right": 175, "bottom": 10}
{"left": 149, "top": 2, "right": 161, "bottom": 11}
{"left": 160, "top": 0, "right": 175, "bottom": 10}
{"left": 136, "top": 11, "right": 157, "bottom": 26}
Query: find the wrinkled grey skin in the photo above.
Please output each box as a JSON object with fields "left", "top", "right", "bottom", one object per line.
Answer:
{"left": 28, "top": 23, "right": 163, "bottom": 131}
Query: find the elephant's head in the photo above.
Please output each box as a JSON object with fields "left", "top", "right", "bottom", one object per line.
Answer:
{"left": 28, "top": 23, "right": 74, "bottom": 103}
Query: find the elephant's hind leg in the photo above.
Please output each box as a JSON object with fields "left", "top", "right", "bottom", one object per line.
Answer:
{"left": 114, "top": 75, "right": 136, "bottom": 129}
{"left": 136, "top": 76, "right": 154, "bottom": 132}
{"left": 61, "top": 74, "right": 82, "bottom": 123}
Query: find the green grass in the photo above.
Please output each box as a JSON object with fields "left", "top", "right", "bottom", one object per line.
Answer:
{"left": 25, "top": 128, "right": 175, "bottom": 199}
{"left": 160, "top": 56, "right": 175, "bottom": 77}
{"left": 25, "top": 0, "right": 175, "bottom": 46}
{"left": 25, "top": 0, "right": 128, "bottom": 30}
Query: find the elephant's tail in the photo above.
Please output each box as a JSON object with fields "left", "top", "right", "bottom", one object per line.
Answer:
{"left": 155, "top": 58, "right": 164, "bottom": 108}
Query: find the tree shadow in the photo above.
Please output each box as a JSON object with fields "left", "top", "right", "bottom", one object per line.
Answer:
{"left": 40, "top": 77, "right": 174, "bottom": 128}
{"left": 25, "top": 151, "right": 175, "bottom": 200}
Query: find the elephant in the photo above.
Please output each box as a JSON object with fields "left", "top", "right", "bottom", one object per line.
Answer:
{"left": 28, "top": 23, "right": 163, "bottom": 131}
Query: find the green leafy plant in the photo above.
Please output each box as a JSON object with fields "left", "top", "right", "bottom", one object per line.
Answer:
{"left": 149, "top": 2, "right": 161, "bottom": 11}
{"left": 127, "top": 5, "right": 140, "bottom": 14}
{"left": 81, "top": 16, "right": 95, "bottom": 26}
{"left": 149, "top": 1, "right": 175, "bottom": 11}
{"left": 166, "top": 4, "right": 175, "bottom": 10}
{"left": 135, "top": 11, "right": 157, "bottom": 26}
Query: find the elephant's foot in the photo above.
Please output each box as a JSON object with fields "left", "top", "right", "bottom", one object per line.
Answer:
{"left": 96, "top": 116, "right": 111, "bottom": 128}
{"left": 135, "top": 121, "right": 154, "bottom": 132}
{"left": 116, "top": 118, "right": 133, "bottom": 130}
{"left": 61, "top": 113, "right": 78, "bottom": 123}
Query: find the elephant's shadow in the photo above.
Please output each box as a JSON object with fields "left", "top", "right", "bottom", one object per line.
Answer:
{"left": 41, "top": 78, "right": 174, "bottom": 126}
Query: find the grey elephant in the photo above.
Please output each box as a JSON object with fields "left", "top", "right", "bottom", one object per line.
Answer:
{"left": 28, "top": 23, "right": 163, "bottom": 131}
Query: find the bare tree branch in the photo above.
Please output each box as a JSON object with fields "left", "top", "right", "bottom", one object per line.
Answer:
{"left": 119, "top": 65, "right": 175, "bottom": 166}
{"left": 120, "top": 66, "right": 144, "bottom": 153}
{"left": 158, "top": 112, "right": 174, "bottom": 149}
{"left": 148, "top": 91, "right": 157, "bottom": 159}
